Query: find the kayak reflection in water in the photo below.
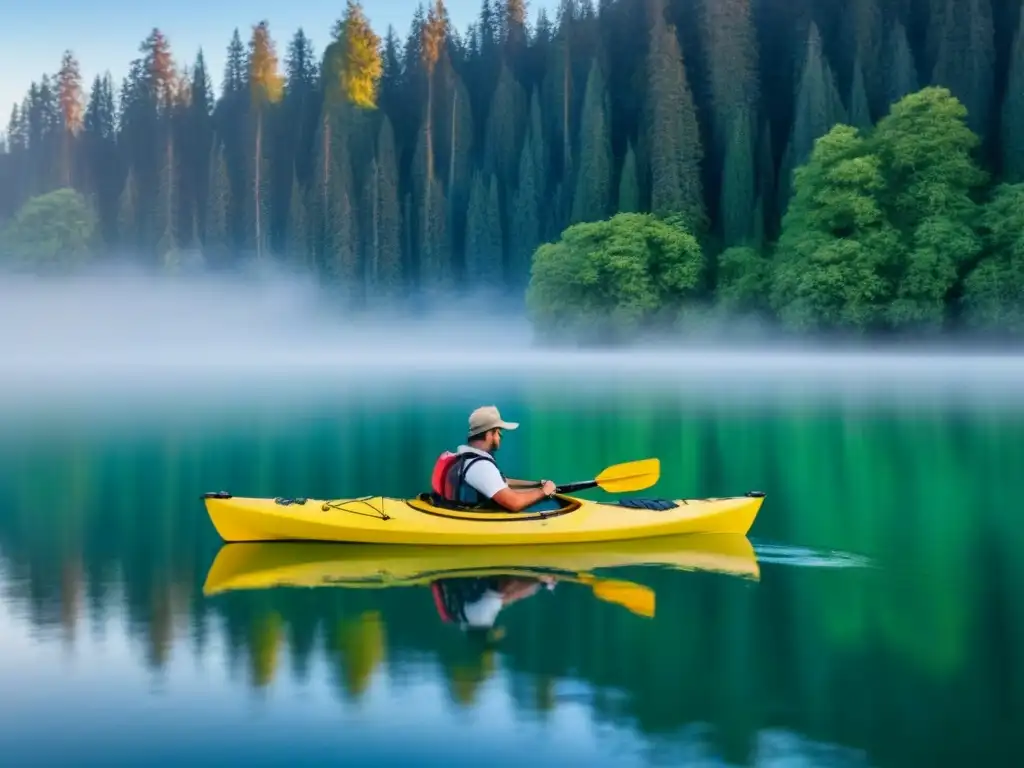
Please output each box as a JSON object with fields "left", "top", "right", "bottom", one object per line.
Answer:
{"left": 430, "top": 405, "right": 563, "bottom": 513}
{"left": 431, "top": 575, "right": 557, "bottom": 642}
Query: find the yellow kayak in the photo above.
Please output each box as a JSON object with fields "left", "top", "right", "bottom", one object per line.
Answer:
{"left": 201, "top": 534, "right": 760, "bottom": 618}
{"left": 202, "top": 533, "right": 761, "bottom": 595}
{"left": 201, "top": 491, "right": 765, "bottom": 546}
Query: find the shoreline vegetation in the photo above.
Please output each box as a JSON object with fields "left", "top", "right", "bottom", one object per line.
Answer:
{"left": 0, "top": 0, "right": 1022, "bottom": 345}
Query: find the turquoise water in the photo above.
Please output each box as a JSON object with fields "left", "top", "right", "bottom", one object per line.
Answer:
{"left": 1, "top": 361, "right": 1022, "bottom": 766}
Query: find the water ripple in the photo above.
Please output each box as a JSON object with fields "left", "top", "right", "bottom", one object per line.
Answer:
{"left": 751, "top": 541, "right": 875, "bottom": 569}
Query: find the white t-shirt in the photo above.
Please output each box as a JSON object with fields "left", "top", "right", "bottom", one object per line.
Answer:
{"left": 461, "top": 589, "right": 504, "bottom": 628}
{"left": 457, "top": 445, "right": 508, "bottom": 500}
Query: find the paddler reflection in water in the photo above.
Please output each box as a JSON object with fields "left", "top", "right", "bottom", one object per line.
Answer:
{"left": 430, "top": 405, "right": 562, "bottom": 512}
{"left": 431, "top": 575, "right": 556, "bottom": 642}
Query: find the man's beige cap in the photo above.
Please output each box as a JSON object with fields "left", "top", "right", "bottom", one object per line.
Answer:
{"left": 468, "top": 405, "right": 519, "bottom": 437}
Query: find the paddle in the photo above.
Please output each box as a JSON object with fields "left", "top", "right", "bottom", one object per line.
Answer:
{"left": 520, "top": 457, "right": 661, "bottom": 495}
{"left": 575, "top": 573, "right": 656, "bottom": 618}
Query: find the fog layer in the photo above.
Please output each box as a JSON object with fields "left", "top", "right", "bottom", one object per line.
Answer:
{"left": 2, "top": 266, "right": 1023, "bottom": 407}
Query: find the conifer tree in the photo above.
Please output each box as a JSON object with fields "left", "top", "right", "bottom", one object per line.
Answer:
{"left": 617, "top": 140, "right": 639, "bottom": 214}
{"left": 510, "top": 122, "right": 542, "bottom": 286}
{"left": 702, "top": 0, "right": 758, "bottom": 244}
{"left": 645, "top": 3, "right": 705, "bottom": 230}
{"left": 570, "top": 57, "right": 611, "bottom": 224}
{"left": 884, "top": 21, "right": 919, "bottom": 108}
{"left": 248, "top": 21, "right": 284, "bottom": 259}
{"left": 56, "top": 50, "right": 83, "bottom": 188}
{"left": 1001, "top": 3, "right": 1024, "bottom": 181}
{"left": 465, "top": 170, "right": 502, "bottom": 285}
{"left": 932, "top": 0, "right": 995, "bottom": 140}
{"left": 778, "top": 23, "right": 847, "bottom": 214}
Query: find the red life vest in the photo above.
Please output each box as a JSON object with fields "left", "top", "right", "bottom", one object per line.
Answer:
{"left": 430, "top": 451, "right": 461, "bottom": 497}
{"left": 430, "top": 582, "right": 455, "bottom": 622}
{"left": 430, "top": 450, "right": 503, "bottom": 507}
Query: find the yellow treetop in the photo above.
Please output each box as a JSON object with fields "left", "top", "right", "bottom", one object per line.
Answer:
{"left": 249, "top": 21, "right": 284, "bottom": 107}
{"left": 57, "top": 50, "right": 84, "bottom": 135}
{"left": 421, "top": 0, "right": 447, "bottom": 74}
{"left": 326, "top": 0, "right": 382, "bottom": 109}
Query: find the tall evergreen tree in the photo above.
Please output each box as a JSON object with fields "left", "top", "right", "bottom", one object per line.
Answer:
{"left": 702, "top": 0, "right": 759, "bottom": 244}
{"left": 571, "top": 57, "right": 611, "bottom": 224}
{"left": 644, "top": 1, "right": 705, "bottom": 230}
{"left": 884, "top": 21, "right": 919, "bottom": 109}
{"left": 56, "top": 50, "right": 84, "bottom": 188}
{"left": 838, "top": 0, "right": 883, "bottom": 118}
{"left": 932, "top": 0, "right": 995, "bottom": 141}
{"left": 778, "top": 22, "right": 847, "bottom": 214}
{"left": 1001, "top": 3, "right": 1024, "bottom": 181}
{"left": 848, "top": 59, "right": 872, "bottom": 130}
{"left": 82, "top": 74, "right": 119, "bottom": 244}
{"left": 363, "top": 116, "right": 403, "bottom": 296}
{"left": 510, "top": 120, "right": 543, "bottom": 287}
{"left": 187, "top": 52, "right": 214, "bottom": 246}
{"left": 617, "top": 137, "right": 640, "bottom": 216}
{"left": 247, "top": 21, "right": 284, "bottom": 259}
{"left": 204, "top": 138, "right": 230, "bottom": 266}
{"left": 465, "top": 170, "right": 503, "bottom": 285}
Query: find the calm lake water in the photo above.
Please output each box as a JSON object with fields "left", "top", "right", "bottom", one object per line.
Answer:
{"left": 1, "top": 360, "right": 1022, "bottom": 767}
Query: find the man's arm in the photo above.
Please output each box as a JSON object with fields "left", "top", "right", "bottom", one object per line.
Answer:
{"left": 466, "top": 463, "right": 555, "bottom": 512}
{"left": 492, "top": 484, "right": 554, "bottom": 512}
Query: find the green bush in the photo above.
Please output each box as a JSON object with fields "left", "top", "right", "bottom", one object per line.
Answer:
{"left": 0, "top": 187, "right": 97, "bottom": 273}
{"left": 526, "top": 212, "right": 706, "bottom": 344}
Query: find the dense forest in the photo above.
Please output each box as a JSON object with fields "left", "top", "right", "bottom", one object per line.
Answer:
{"left": 0, "top": 0, "right": 1022, "bottom": 338}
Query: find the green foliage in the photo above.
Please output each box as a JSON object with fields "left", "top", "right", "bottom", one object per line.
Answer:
{"left": 871, "top": 87, "right": 988, "bottom": 329}
{"left": 526, "top": 213, "right": 705, "bottom": 344}
{"left": 961, "top": 184, "right": 1024, "bottom": 334}
{"left": 715, "top": 245, "right": 773, "bottom": 317}
{"left": 771, "top": 87, "right": 991, "bottom": 335}
{"left": 771, "top": 125, "right": 900, "bottom": 333}
{"left": 0, "top": 187, "right": 96, "bottom": 272}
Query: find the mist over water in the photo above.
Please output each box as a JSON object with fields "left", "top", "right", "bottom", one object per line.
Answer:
{"left": 3, "top": 264, "right": 1024, "bottom": 412}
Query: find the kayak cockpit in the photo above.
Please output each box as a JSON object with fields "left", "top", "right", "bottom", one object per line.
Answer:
{"left": 406, "top": 493, "right": 580, "bottom": 521}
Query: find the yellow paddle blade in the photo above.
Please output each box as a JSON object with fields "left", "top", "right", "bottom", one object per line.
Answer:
{"left": 590, "top": 578, "right": 656, "bottom": 618}
{"left": 594, "top": 458, "right": 661, "bottom": 493}
{"left": 575, "top": 572, "right": 656, "bottom": 618}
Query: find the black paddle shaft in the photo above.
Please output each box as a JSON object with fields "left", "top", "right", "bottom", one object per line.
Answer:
{"left": 555, "top": 480, "right": 598, "bottom": 494}
{"left": 519, "top": 479, "right": 598, "bottom": 494}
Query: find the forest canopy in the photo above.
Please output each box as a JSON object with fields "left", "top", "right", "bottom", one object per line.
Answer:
{"left": 1, "top": 0, "right": 1022, "bottom": 340}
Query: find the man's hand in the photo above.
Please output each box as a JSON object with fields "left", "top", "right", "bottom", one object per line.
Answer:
{"left": 541, "top": 480, "right": 556, "bottom": 497}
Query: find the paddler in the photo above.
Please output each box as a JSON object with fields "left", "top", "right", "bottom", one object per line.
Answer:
{"left": 430, "top": 405, "right": 559, "bottom": 512}
{"left": 431, "top": 574, "right": 557, "bottom": 641}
